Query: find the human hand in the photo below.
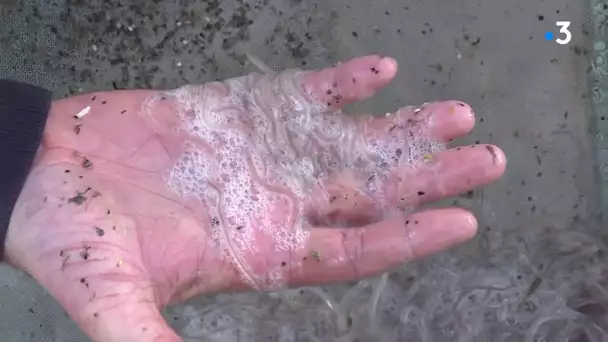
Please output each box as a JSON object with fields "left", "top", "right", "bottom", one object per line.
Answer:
{"left": 5, "top": 55, "right": 505, "bottom": 341}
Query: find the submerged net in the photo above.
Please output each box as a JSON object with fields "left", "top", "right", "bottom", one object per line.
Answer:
{"left": 3, "top": 0, "right": 603, "bottom": 340}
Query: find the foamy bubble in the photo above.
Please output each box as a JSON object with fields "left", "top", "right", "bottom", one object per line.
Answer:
{"left": 155, "top": 69, "right": 445, "bottom": 290}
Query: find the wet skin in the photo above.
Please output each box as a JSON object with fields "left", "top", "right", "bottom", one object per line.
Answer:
{"left": 5, "top": 55, "right": 506, "bottom": 341}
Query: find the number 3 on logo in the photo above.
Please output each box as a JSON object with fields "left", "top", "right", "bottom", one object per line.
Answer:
{"left": 556, "top": 21, "right": 572, "bottom": 45}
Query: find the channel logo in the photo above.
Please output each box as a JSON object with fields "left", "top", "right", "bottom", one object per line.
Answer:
{"left": 545, "top": 21, "right": 572, "bottom": 45}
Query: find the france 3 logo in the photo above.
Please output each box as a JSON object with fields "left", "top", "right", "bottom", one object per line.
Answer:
{"left": 545, "top": 21, "right": 572, "bottom": 45}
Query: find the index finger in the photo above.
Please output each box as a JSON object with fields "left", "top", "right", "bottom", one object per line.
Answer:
{"left": 300, "top": 55, "right": 398, "bottom": 110}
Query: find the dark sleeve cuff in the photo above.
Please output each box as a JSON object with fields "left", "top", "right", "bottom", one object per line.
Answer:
{"left": 0, "top": 80, "right": 52, "bottom": 260}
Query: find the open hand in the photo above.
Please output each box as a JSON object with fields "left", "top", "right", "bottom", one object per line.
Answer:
{"left": 5, "top": 55, "right": 505, "bottom": 341}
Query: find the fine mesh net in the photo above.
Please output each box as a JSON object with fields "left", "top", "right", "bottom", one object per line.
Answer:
{"left": 1, "top": 0, "right": 603, "bottom": 341}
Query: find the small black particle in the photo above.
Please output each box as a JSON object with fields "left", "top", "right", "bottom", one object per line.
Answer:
{"left": 332, "top": 81, "right": 338, "bottom": 88}
{"left": 65, "top": 169, "right": 70, "bottom": 173}
{"left": 59, "top": 250, "right": 64, "bottom": 256}
{"left": 471, "top": 37, "right": 481, "bottom": 46}
{"left": 94, "top": 226, "right": 105, "bottom": 237}
{"left": 417, "top": 191, "right": 425, "bottom": 196}
{"left": 461, "top": 190, "right": 474, "bottom": 199}
{"left": 486, "top": 145, "right": 498, "bottom": 163}
{"left": 91, "top": 96, "right": 96, "bottom": 101}
{"left": 160, "top": 96, "right": 166, "bottom": 100}
{"left": 537, "top": 15, "right": 544, "bottom": 21}
{"left": 389, "top": 125, "right": 397, "bottom": 132}
{"left": 370, "top": 67, "right": 379, "bottom": 74}
{"left": 385, "top": 10, "right": 390, "bottom": 15}
{"left": 93, "top": 313, "right": 98, "bottom": 318}
{"left": 352, "top": 31, "right": 358, "bottom": 37}
{"left": 120, "top": 110, "right": 127, "bottom": 114}
{"left": 101, "top": 101, "right": 107, "bottom": 105}
{"left": 326, "top": 89, "right": 332, "bottom": 95}
{"left": 537, "top": 172, "right": 543, "bottom": 177}
{"left": 513, "top": 131, "right": 520, "bottom": 137}
{"left": 352, "top": 78, "right": 357, "bottom": 83}
{"left": 395, "top": 148, "right": 402, "bottom": 157}
{"left": 405, "top": 220, "right": 409, "bottom": 224}
{"left": 107, "top": 210, "right": 110, "bottom": 215}
{"left": 68, "top": 192, "right": 87, "bottom": 206}
{"left": 428, "top": 63, "right": 443, "bottom": 72}
{"left": 74, "top": 124, "right": 82, "bottom": 135}
{"left": 82, "top": 157, "right": 93, "bottom": 169}
{"left": 602, "top": 116, "right": 606, "bottom": 121}
{"left": 211, "top": 217, "right": 220, "bottom": 226}
{"left": 236, "top": 225, "right": 244, "bottom": 230}
{"left": 281, "top": 262, "right": 287, "bottom": 267}
{"left": 475, "top": 140, "right": 480, "bottom": 144}
{"left": 456, "top": 147, "right": 461, "bottom": 150}
{"left": 112, "top": 226, "right": 116, "bottom": 231}
{"left": 80, "top": 278, "right": 86, "bottom": 283}
{"left": 112, "top": 81, "right": 119, "bottom": 90}
{"left": 28, "top": 308, "right": 35, "bottom": 313}
{"left": 327, "top": 102, "right": 331, "bottom": 106}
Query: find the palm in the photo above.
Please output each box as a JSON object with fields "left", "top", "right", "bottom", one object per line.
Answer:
{"left": 4, "top": 56, "right": 505, "bottom": 341}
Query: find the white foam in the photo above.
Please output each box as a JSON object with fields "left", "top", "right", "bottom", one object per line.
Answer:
{"left": 156, "top": 69, "right": 445, "bottom": 290}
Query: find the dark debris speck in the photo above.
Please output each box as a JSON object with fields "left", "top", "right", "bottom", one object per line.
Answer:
{"left": 68, "top": 192, "right": 87, "bottom": 206}
{"left": 94, "top": 226, "right": 105, "bottom": 237}
{"left": 82, "top": 157, "right": 93, "bottom": 169}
